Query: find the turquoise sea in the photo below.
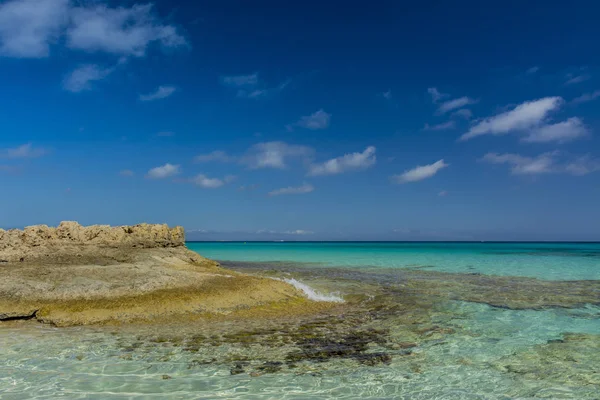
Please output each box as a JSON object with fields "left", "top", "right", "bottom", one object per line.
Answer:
{"left": 187, "top": 241, "right": 600, "bottom": 281}
{"left": 1, "top": 242, "right": 599, "bottom": 399}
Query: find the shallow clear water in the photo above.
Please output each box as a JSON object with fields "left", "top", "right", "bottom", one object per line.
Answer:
{"left": 1, "top": 242, "right": 599, "bottom": 399}
{"left": 187, "top": 242, "right": 600, "bottom": 280}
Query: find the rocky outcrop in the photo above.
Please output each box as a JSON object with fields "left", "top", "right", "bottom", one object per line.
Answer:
{"left": 0, "top": 221, "right": 185, "bottom": 263}
{"left": 0, "top": 222, "right": 313, "bottom": 326}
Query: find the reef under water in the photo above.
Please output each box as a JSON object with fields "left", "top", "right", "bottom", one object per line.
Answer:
{"left": 1, "top": 260, "right": 599, "bottom": 399}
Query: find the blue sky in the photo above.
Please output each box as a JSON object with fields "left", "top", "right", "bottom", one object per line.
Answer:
{"left": 1, "top": 0, "right": 600, "bottom": 240}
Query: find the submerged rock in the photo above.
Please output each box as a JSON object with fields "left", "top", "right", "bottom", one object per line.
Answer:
{"left": 494, "top": 333, "right": 600, "bottom": 387}
{"left": 225, "top": 260, "right": 600, "bottom": 311}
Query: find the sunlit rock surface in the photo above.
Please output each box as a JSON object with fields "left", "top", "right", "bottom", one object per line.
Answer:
{"left": 0, "top": 222, "right": 314, "bottom": 326}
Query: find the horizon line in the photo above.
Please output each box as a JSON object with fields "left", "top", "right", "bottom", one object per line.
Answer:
{"left": 185, "top": 240, "right": 600, "bottom": 243}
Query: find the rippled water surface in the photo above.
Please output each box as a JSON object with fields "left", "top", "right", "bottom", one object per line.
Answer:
{"left": 1, "top": 242, "right": 599, "bottom": 399}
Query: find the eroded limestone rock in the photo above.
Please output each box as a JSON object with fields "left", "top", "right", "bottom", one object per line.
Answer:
{"left": 0, "top": 221, "right": 185, "bottom": 263}
{"left": 0, "top": 222, "right": 311, "bottom": 326}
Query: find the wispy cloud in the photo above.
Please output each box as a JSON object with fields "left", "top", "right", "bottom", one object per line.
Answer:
{"left": 382, "top": 90, "right": 392, "bottom": 100}
{"left": 191, "top": 174, "right": 235, "bottom": 189}
{"left": 427, "top": 87, "right": 449, "bottom": 103}
{"left": 63, "top": 64, "right": 114, "bottom": 92}
{"left": 139, "top": 85, "right": 176, "bottom": 101}
{"left": 268, "top": 183, "right": 314, "bottom": 196}
{"left": 308, "top": 146, "right": 376, "bottom": 176}
{"left": 565, "top": 155, "right": 600, "bottom": 176}
{"left": 1, "top": 143, "right": 47, "bottom": 159}
{"left": 392, "top": 159, "right": 449, "bottom": 184}
{"left": 423, "top": 121, "right": 455, "bottom": 131}
{"left": 187, "top": 228, "right": 315, "bottom": 238}
{"left": 526, "top": 66, "right": 540, "bottom": 74}
{"left": 283, "top": 230, "right": 314, "bottom": 235}
{"left": 221, "top": 73, "right": 258, "bottom": 87}
{"left": 237, "top": 88, "right": 267, "bottom": 99}
{"left": 67, "top": 3, "right": 187, "bottom": 57}
{"left": 481, "top": 152, "right": 556, "bottom": 175}
{"left": 452, "top": 109, "right": 473, "bottom": 120}
{"left": 565, "top": 73, "right": 590, "bottom": 85}
{"left": 571, "top": 90, "right": 600, "bottom": 105}
{"left": 242, "top": 141, "right": 314, "bottom": 169}
{"left": 237, "top": 80, "right": 290, "bottom": 99}
{"left": 481, "top": 152, "right": 600, "bottom": 176}
{"left": 194, "top": 150, "right": 235, "bottom": 163}
{"left": 295, "top": 109, "right": 331, "bottom": 130}
{"left": 438, "top": 190, "right": 448, "bottom": 197}
{"left": 521, "top": 117, "right": 588, "bottom": 143}
{"left": 0, "top": 0, "right": 186, "bottom": 59}
{"left": 460, "top": 97, "right": 565, "bottom": 141}
{"left": 222, "top": 73, "right": 289, "bottom": 99}
{"left": 146, "top": 163, "right": 180, "bottom": 179}
{"left": 436, "top": 96, "right": 477, "bottom": 115}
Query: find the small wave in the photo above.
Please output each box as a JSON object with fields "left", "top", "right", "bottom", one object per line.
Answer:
{"left": 281, "top": 278, "right": 344, "bottom": 303}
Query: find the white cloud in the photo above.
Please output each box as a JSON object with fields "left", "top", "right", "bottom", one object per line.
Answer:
{"left": 146, "top": 163, "right": 180, "bottom": 179}
{"left": 382, "top": 90, "right": 392, "bottom": 100}
{"left": 392, "top": 159, "right": 449, "bottom": 184}
{"left": 221, "top": 73, "right": 258, "bottom": 87}
{"left": 194, "top": 150, "right": 235, "bottom": 163}
{"left": 139, "top": 85, "right": 176, "bottom": 101}
{"left": 460, "top": 97, "right": 564, "bottom": 141}
{"left": 224, "top": 74, "right": 289, "bottom": 99}
{"left": 483, "top": 152, "right": 600, "bottom": 177}
{"left": 437, "top": 96, "right": 477, "bottom": 115}
{"left": 253, "top": 229, "right": 314, "bottom": 235}
{"left": 423, "top": 121, "right": 455, "bottom": 131}
{"left": 565, "top": 74, "right": 590, "bottom": 85}
{"left": 268, "top": 183, "right": 314, "bottom": 196}
{"left": 0, "top": 0, "right": 69, "bottom": 58}
{"left": 526, "top": 66, "right": 540, "bottom": 74}
{"left": 242, "top": 141, "right": 314, "bottom": 169}
{"left": 186, "top": 229, "right": 211, "bottom": 234}
{"left": 427, "top": 87, "right": 448, "bottom": 103}
{"left": 236, "top": 81, "right": 289, "bottom": 99}
{"left": 237, "top": 88, "right": 267, "bottom": 99}
{"left": 1, "top": 143, "right": 47, "bottom": 158}
{"left": 308, "top": 146, "right": 376, "bottom": 176}
{"left": 283, "top": 230, "right": 314, "bottom": 235}
{"left": 0, "top": 0, "right": 186, "bottom": 59}
{"left": 67, "top": 3, "right": 186, "bottom": 57}
{"left": 481, "top": 152, "right": 556, "bottom": 175}
{"left": 438, "top": 190, "right": 448, "bottom": 197}
{"left": 521, "top": 117, "right": 588, "bottom": 143}
{"left": 571, "top": 90, "right": 600, "bottom": 105}
{"left": 452, "top": 109, "right": 473, "bottom": 119}
{"left": 63, "top": 64, "right": 114, "bottom": 92}
{"left": 119, "top": 169, "right": 134, "bottom": 177}
{"left": 296, "top": 109, "right": 331, "bottom": 130}
{"left": 191, "top": 174, "right": 235, "bottom": 189}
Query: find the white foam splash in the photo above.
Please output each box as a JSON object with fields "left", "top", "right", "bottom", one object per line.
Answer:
{"left": 281, "top": 278, "right": 344, "bottom": 303}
